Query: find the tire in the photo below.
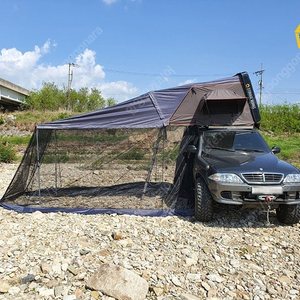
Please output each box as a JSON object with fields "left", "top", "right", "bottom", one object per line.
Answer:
{"left": 276, "top": 204, "right": 300, "bottom": 224}
{"left": 194, "top": 177, "right": 214, "bottom": 222}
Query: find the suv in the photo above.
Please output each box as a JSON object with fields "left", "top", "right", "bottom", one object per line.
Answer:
{"left": 187, "top": 127, "right": 300, "bottom": 224}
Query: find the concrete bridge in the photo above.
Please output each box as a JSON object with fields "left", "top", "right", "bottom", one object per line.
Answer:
{"left": 0, "top": 77, "right": 30, "bottom": 110}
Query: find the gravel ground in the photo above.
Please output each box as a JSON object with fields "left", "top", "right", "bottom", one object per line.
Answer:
{"left": 0, "top": 163, "right": 300, "bottom": 299}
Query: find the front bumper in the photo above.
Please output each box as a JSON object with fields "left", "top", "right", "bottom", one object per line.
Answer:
{"left": 208, "top": 180, "right": 300, "bottom": 206}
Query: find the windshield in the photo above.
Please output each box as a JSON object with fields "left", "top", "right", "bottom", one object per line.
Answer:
{"left": 203, "top": 130, "right": 270, "bottom": 153}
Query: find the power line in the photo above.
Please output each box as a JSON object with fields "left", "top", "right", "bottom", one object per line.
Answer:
{"left": 103, "top": 68, "right": 232, "bottom": 78}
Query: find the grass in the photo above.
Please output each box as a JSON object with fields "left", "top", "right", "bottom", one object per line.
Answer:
{"left": 261, "top": 132, "right": 300, "bottom": 164}
{"left": 0, "top": 144, "right": 16, "bottom": 163}
{"left": 13, "top": 110, "right": 78, "bottom": 131}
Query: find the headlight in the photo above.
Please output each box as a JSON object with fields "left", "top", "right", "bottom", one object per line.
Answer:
{"left": 208, "top": 173, "right": 243, "bottom": 184}
{"left": 283, "top": 174, "right": 300, "bottom": 183}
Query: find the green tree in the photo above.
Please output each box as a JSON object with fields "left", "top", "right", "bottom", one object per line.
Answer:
{"left": 25, "top": 82, "right": 114, "bottom": 112}
{"left": 75, "top": 87, "right": 89, "bottom": 112}
{"left": 26, "top": 82, "right": 66, "bottom": 111}
{"left": 88, "top": 88, "right": 106, "bottom": 110}
{"left": 107, "top": 97, "right": 116, "bottom": 107}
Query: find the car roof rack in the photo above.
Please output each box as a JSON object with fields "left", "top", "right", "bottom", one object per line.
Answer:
{"left": 206, "top": 125, "right": 255, "bottom": 130}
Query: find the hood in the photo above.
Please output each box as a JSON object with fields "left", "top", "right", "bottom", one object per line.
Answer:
{"left": 203, "top": 150, "right": 299, "bottom": 175}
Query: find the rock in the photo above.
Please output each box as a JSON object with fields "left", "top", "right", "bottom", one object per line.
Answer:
{"left": 39, "top": 287, "right": 55, "bottom": 297}
{"left": 180, "top": 293, "right": 202, "bottom": 300}
{"left": 202, "top": 247, "right": 210, "bottom": 254}
{"left": 206, "top": 273, "right": 224, "bottom": 283}
{"left": 0, "top": 280, "right": 11, "bottom": 293}
{"left": 185, "top": 257, "right": 197, "bottom": 266}
{"left": 171, "top": 276, "right": 181, "bottom": 287}
{"left": 230, "top": 259, "right": 240, "bottom": 268}
{"left": 41, "top": 262, "right": 52, "bottom": 274}
{"left": 32, "top": 211, "right": 45, "bottom": 220}
{"left": 278, "top": 276, "right": 291, "bottom": 284}
{"left": 86, "top": 263, "right": 148, "bottom": 300}
{"left": 67, "top": 265, "right": 79, "bottom": 276}
{"left": 52, "top": 263, "right": 62, "bottom": 274}
{"left": 63, "top": 295, "right": 77, "bottom": 300}
{"left": 54, "top": 286, "right": 64, "bottom": 297}
{"left": 151, "top": 287, "right": 164, "bottom": 296}
{"left": 80, "top": 249, "right": 90, "bottom": 255}
{"left": 201, "top": 281, "right": 211, "bottom": 291}
{"left": 91, "top": 290, "right": 100, "bottom": 299}
{"left": 186, "top": 273, "right": 201, "bottom": 281}
{"left": 20, "top": 274, "right": 36, "bottom": 284}
{"left": 213, "top": 254, "right": 221, "bottom": 261}
{"left": 248, "top": 263, "right": 264, "bottom": 273}
{"left": 8, "top": 286, "right": 21, "bottom": 295}
{"left": 112, "top": 232, "right": 124, "bottom": 240}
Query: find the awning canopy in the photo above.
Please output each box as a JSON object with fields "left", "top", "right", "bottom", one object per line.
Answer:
{"left": 37, "top": 72, "right": 260, "bottom": 130}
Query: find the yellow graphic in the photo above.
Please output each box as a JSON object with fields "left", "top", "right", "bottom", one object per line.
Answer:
{"left": 295, "top": 24, "right": 300, "bottom": 48}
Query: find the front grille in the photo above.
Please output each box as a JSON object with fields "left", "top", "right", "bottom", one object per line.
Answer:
{"left": 242, "top": 173, "right": 283, "bottom": 184}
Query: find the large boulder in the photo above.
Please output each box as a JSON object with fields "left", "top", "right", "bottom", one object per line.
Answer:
{"left": 86, "top": 263, "right": 148, "bottom": 300}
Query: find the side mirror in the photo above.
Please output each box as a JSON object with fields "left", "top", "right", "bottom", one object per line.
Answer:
{"left": 272, "top": 146, "right": 281, "bottom": 155}
{"left": 186, "top": 145, "right": 198, "bottom": 153}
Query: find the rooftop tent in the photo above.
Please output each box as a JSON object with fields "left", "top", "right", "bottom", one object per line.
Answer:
{"left": 1, "top": 72, "right": 260, "bottom": 216}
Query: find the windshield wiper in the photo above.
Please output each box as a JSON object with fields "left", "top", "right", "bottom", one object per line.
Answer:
{"left": 208, "top": 147, "right": 235, "bottom": 152}
{"left": 235, "top": 148, "right": 264, "bottom": 153}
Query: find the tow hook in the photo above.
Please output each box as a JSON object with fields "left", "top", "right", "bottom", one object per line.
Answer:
{"left": 258, "top": 195, "right": 276, "bottom": 201}
{"left": 265, "top": 195, "right": 274, "bottom": 226}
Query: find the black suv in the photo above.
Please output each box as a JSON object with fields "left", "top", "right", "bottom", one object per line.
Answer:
{"left": 187, "top": 127, "right": 300, "bottom": 224}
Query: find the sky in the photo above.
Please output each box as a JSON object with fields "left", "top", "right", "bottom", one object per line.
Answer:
{"left": 0, "top": 0, "right": 300, "bottom": 104}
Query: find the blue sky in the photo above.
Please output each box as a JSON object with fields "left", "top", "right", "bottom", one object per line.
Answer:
{"left": 1, "top": 0, "right": 300, "bottom": 104}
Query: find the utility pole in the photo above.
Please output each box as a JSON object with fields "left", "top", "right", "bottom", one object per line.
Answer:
{"left": 67, "top": 59, "right": 77, "bottom": 110}
{"left": 254, "top": 63, "right": 265, "bottom": 107}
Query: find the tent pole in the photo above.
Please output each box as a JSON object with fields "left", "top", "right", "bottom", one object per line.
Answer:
{"left": 54, "top": 130, "right": 58, "bottom": 195}
{"left": 36, "top": 128, "right": 41, "bottom": 202}
{"left": 141, "top": 127, "right": 165, "bottom": 200}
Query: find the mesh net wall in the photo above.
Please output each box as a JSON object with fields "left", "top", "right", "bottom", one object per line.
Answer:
{"left": 2, "top": 126, "right": 198, "bottom": 216}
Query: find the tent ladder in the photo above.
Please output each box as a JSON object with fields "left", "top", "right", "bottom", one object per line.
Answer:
{"left": 141, "top": 127, "right": 166, "bottom": 200}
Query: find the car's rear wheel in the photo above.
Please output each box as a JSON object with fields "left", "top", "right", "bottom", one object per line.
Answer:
{"left": 195, "top": 177, "right": 213, "bottom": 222}
{"left": 276, "top": 204, "right": 300, "bottom": 224}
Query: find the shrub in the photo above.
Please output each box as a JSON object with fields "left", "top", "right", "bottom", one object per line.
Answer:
{"left": 260, "top": 103, "right": 300, "bottom": 134}
{"left": 0, "top": 144, "right": 16, "bottom": 163}
{"left": 120, "top": 148, "right": 145, "bottom": 160}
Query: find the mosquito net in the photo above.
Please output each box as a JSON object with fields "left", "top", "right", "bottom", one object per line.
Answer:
{"left": 1, "top": 126, "right": 198, "bottom": 216}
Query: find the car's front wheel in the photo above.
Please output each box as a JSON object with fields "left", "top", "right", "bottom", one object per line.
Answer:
{"left": 276, "top": 204, "right": 300, "bottom": 224}
{"left": 195, "top": 177, "right": 213, "bottom": 222}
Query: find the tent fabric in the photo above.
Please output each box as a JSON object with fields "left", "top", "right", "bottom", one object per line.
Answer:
{"left": 0, "top": 203, "right": 194, "bottom": 217}
{"left": 37, "top": 73, "right": 255, "bottom": 130}
{"left": 1, "top": 72, "right": 260, "bottom": 217}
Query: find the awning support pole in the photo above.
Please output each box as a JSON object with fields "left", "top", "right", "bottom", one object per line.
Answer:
{"left": 142, "top": 127, "right": 166, "bottom": 200}
{"left": 36, "top": 128, "right": 41, "bottom": 202}
{"left": 54, "top": 130, "right": 58, "bottom": 195}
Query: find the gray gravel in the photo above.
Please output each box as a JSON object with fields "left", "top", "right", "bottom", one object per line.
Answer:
{"left": 0, "top": 163, "right": 300, "bottom": 299}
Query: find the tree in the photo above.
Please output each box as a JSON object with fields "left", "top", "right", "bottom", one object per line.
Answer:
{"left": 89, "top": 88, "right": 106, "bottom": 111}
{"left": 25, "top": 82, "right": 115, "bottom": 112}
{"left": 76, "top": 87, "right": 89, "bottom": 112}
{"left": 106, "top": 97, "right": 116, "bottom": 107}
{"left": 26, "top": 82, "right": 66, "bottom": 111}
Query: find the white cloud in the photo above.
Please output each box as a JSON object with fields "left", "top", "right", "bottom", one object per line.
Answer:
{"left": 0, "top": 41, "right": 138, "bottom": 102}
{"left": 178, "top": 78, "right": 198, "bottom": 86}
{"left": 98, "top": 81, "right": 138, "bottom": 101}
{"left": 102, "top": 0, "right": 118, "bottom": 4}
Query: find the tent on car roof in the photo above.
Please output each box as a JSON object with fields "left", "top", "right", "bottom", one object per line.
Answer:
{"left": 1, "top": 72, "right": 260, "bottom": 216}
